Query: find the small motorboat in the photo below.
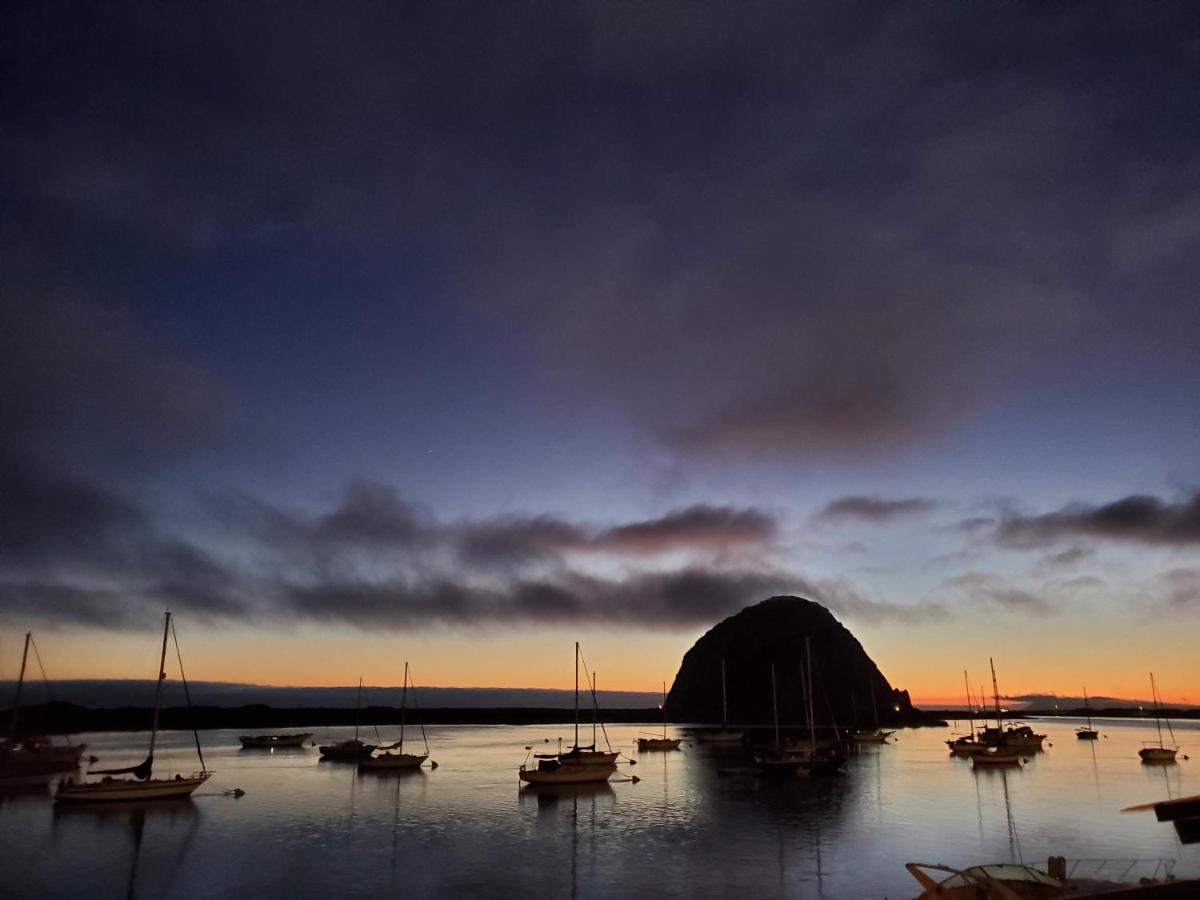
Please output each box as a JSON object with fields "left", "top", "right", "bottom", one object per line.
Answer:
{"left": 850, "top": 729, "right": 894, "bottom": 744}
{"left": 239, "top": 733, "right": 313, "bottom": 749}
{"left": 318, "top": 739, "right": 376, "bottom": 761}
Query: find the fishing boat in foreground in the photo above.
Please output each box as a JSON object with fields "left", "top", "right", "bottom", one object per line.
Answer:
{"left": 636, "top": 682, "right": 681, "bottom": 752}
{"left": 318, "top": 678, "right": 377, "bottom": 761}
{"left": 2, "top": 633, "right": 88, "bottom": 780}
{"left": 905, "top": 858, "right": 1195, "bottom": 898}
{"left": 239, "top": 732, "right": 313, "bottom": 749}
{"left": 1139, "top": 673, "right": 1178, "bottom": 764}
{"left": 520, "top": 642, "right": 618, "bottom": 785}
{"left": 56, "top": 612, "right": 211, "bottom": 803}
{"left": 1076, "top": 687, "right": 1099, "bottom": 740}
{"left": 359, "top": 662, "right": 432, "bottom": 771}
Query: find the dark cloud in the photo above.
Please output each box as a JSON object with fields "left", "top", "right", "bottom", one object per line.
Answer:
{"left": 1034, "top": 546, "right": 1096, "bottom": 574}
{"left": 5, "top": 4, "right": 1197, "bottom": 466}
{"left": 0, "top": 467, "right": 928, "bottom": 630}
{"left": 814, "top": 495, "right": 937, "bottom": 524}
{"left": 994, "top": 492, "right": 1200, "bottom": 547}
{"left": 592, "top": 504, "right": 777, "bottom": 554}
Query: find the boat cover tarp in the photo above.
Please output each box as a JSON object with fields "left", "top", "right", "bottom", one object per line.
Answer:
{"left": 89, "top": 754, "right": 153, "bottom": 781}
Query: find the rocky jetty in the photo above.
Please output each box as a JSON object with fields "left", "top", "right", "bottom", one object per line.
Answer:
{"left": 666, "top": 595, "right": 914, "bottom": 727}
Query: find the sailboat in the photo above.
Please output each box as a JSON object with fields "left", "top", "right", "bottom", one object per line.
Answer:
{"left": 849, "top": 677, "right": 894, "bottom": 744}
{"left": 1, "top": 632, "right": 87, "bottom": 779}
{"left": 971, "top": 659, "right": 1022, "bottom": 768}
{"left": 359, "top": 662, "right": 430, "bottom": 770}
{"left": 318, "top": 678, "right": 376, "bottom": 761}
{"left": 535, "top": 644, "right": 618, "bottom": 767}
{"left": 56, "top": 612, "right": 212, "bottom": 802}
{"left": 947, "top": 670, "right": 986, "bottom": 755}
{"left": 1076, "top": 687, "right": 1098, "bottom": 740}
{"left": 1138, "top": 673, "right": 1178, "bottom": 763}
{"left": 520, "top": 643, "right": 617, "bottom": 784}
{"left": 755, "top": 639, "right": 844, "bottom": 777}
{"left": 636, "top": 682, "right": 681, "bottom": 751}
{"left": 696, "top": 660, "right": 743, "bottom": 744}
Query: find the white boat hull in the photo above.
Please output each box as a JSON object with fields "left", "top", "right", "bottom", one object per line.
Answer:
{"left": 359, "top": 752, "right": 427, "bottom": 770}
{"left": 56, "top": 772, "right": 212, "bottom": 803}
{"left": 1139, "top": 747, "right": 1178, "bottom": 763}
{"left": 972, "top": 751, "right": 1022, "bottom": 767}
{"left": 520, "top": 763, "right": 616, "bottom": 784}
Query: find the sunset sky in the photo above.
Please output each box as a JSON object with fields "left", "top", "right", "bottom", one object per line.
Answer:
{"left": 3, "top": 4, "right": 1198, "bottom": 707}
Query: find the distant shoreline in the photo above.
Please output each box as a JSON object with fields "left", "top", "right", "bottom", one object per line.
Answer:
{"left": 923, "top": 707, "right": 1200, "bottom": 720}
{"left": 3, "top": 701, "right": 946, "bottom": 736}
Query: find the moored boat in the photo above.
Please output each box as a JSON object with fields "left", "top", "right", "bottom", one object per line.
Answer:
{"left": 1076, "top": 687, "right": 1099, "bottom": 740}
{"left": 519, "top": 642, "right": 619, "bottom": 784}
{"left": 359, "top": 661, "right": 432, "bottom": 771}
{"left": 2, "top": 633, "right": 88, "bottom": 779}
{"left": 1138, "top": 673, "right": 1179, "bottom": 764}
{"left": 319, "top": 678, "right": 376, "bottom": 761}
{"left": 239, "top": 733, "right": 313, "bottom": 749}
{"left": 636, "top": 681, "right": 681, "bottom": 752}
{"left": 696, "top": 660, "right": 743, "bottom": 744}
{"left": 520, "top": 757, "right": 616, "bottom": 785}
{"left": 56, "top": 612, "right": 212, "bottom": 804}
{"left": 971, "top": 748, "right": 1023, "bottom": 768}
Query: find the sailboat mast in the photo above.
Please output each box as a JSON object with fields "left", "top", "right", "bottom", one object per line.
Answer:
{"left": 6, "top": 632, "right": 30, "bottom": 743}
{"left": 989, "top": 658, "right": 1003, "bottom": 732}
{"left": 1083, "top": 686, "right": 1093, "bottom": 730}
{"left": 355, "top": 677, "right": 363, "bottom": 742}
{"left": 963, "top": 670, "right": 972, "bottom": 730}
{"left": 806, "top": 636, "right": 816, "bottom": 754}
{"left": 592, "top": 672, "right": 597, "bottom": 746}
{"left": 662, "top": 681, "right": 668, "bottom": 739}
{"left": 870, "top": 677, "right": 878, "bottom": 729}
{"left": 721, "top": 659, "right": 728, "bottom": 729}
{"left": 770, "top": 664, "right": 780, "bottom": 748}
{"left": 400, "top": 662, "right": 408, "bottom": 752}
{"left": 574, "top": 642, "right": 579, "bottom": 749}
{"left": 148, "top": 612, "right": 171, "bottom": 759}
{"left": 1150, "top": 673, "right": 1164, "bottom": 748}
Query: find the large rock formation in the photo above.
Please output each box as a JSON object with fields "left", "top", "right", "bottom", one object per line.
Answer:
{"left": 665, "top": 596, "right": 912, "bottom": 727}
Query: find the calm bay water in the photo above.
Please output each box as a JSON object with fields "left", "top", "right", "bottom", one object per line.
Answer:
{"left": 2, "top": 717, "right": 1197, "bottom": 898}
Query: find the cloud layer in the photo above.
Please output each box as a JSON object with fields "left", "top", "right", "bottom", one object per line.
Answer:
{"left": 993, "top": 492, "right": 1200, "bottom": 547}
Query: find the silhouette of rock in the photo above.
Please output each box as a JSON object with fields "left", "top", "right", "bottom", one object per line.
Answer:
{"left": 665, "top": 596, "right": 914, "bottom": 726}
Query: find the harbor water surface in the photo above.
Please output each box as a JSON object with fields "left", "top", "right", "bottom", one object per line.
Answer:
{"left": 2, "top": 718, "right": 1197, "bottom": 898}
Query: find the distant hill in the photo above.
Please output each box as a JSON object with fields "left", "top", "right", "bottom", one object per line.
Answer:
{"left": 0, "top": 679, "right": 659, "bottom": 710}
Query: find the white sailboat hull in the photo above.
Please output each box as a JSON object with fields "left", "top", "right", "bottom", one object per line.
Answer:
{"left": 520, "top": 763, "right": 616, "bottom": 784}
{"left": 56, "top": 772, "right": 212, "bottom": 803}
{"left": 359, "top": 752, "right": 427, "bottom": 770}
{"left": 1139, "top": 747, "right": 1178, "bottom": 763}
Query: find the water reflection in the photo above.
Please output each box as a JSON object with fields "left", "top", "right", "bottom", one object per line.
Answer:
{"left": 0, "top": 720, "right": 1196, "bottom": 897}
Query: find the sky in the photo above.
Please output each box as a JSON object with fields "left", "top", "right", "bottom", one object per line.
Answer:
{"left": 2, "top": 3, "right": 1199, "bottom": 707}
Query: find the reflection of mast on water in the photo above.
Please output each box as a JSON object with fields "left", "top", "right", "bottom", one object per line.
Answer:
{"left": 1000, "top": 768, "right": 1024, "bottom": 865}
